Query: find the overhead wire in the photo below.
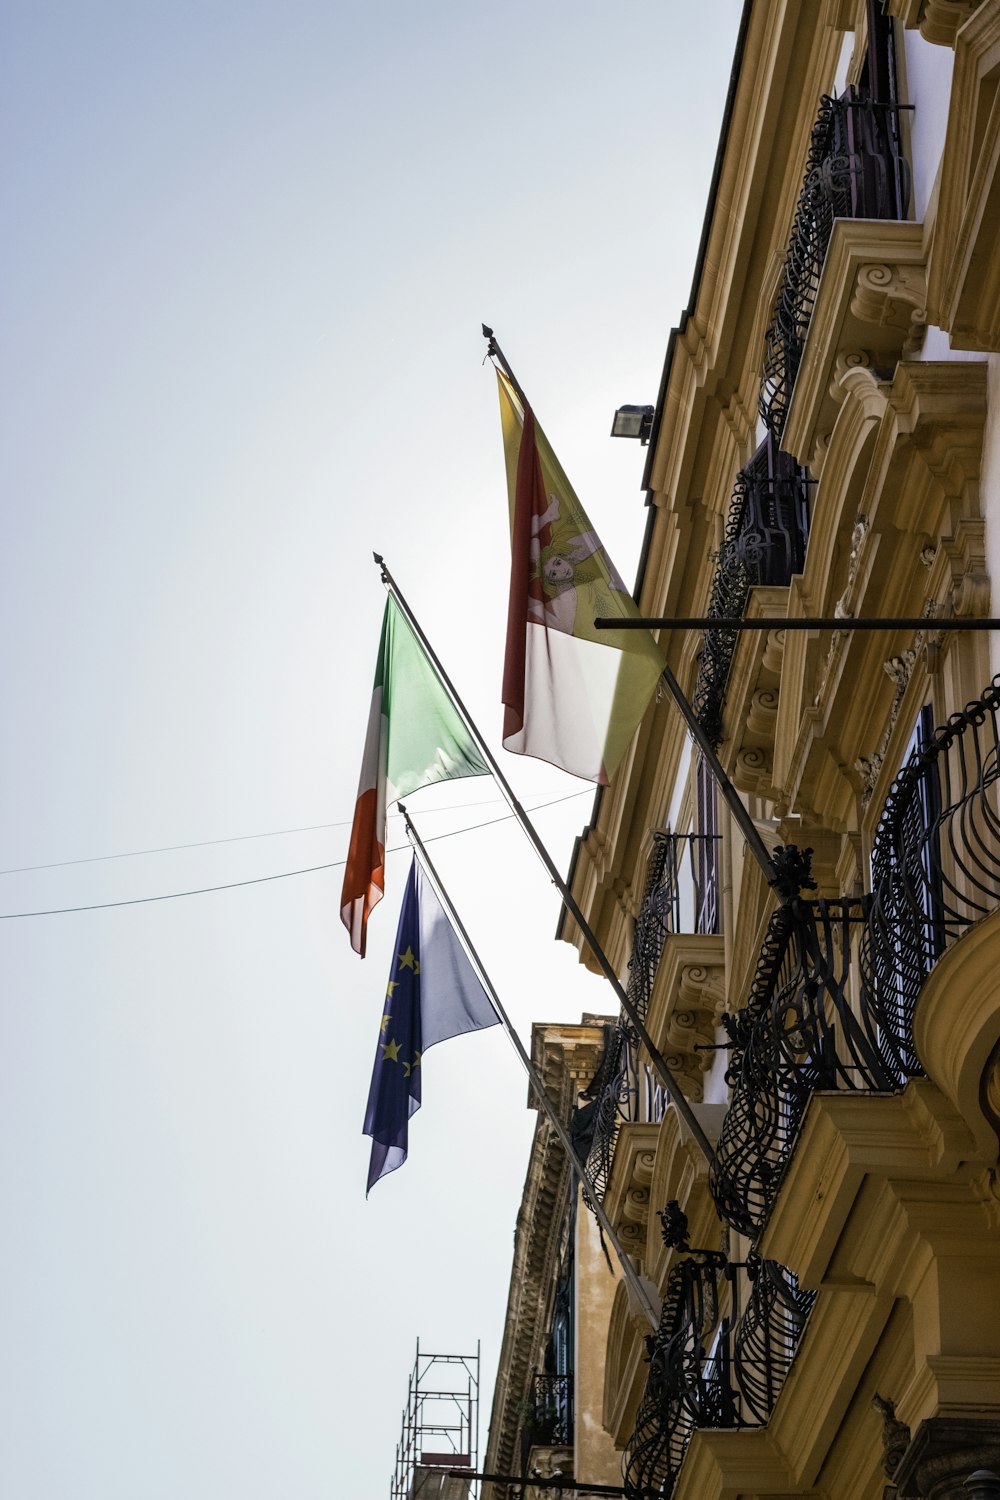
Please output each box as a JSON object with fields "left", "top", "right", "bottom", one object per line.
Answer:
{"left": 0, "top": 789, "right": 588, "bottom": 878}
{"left": 0, "top": 788, "right": 592, "bottom": 920}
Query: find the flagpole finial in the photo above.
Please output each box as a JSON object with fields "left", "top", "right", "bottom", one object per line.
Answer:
{"left": 372, "top": 552, "right": 384, "bottom": 565}
{"left": 482, "top": 324, "right": 498, "bottom": 359}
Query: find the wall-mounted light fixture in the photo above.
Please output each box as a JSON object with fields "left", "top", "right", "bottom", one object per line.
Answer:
{"left": 610, "top": 404, "right": 654, "bottom": 444}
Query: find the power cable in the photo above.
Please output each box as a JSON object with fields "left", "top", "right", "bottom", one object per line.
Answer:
{"left": 0, "top": 789, "right": 590, "bottom": 878}
{"left": 0, "top": 790, "right": 590, "bottom": 919}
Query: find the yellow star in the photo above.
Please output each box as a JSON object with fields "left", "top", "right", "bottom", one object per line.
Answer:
{"left": 402, "top": 1052, "right": 421, "bottom": 1078}
{"left": 398, "top": 947, "right": 419, "bottom": 972}
{"left": 380, "top": 1013, "right": 390, "bottom": 1035}
{"left": 386, "top": 979, "right": 399, "bottom": 1000}
{"left": 381, "top": 1038, "right": 401, "bottom": 1063}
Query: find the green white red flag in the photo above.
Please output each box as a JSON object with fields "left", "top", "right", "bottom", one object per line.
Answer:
{"left": 341, "top": 596, "right": 490, "bottom": 956}
{"left": 496, "top": 370, "right": 663, "bottom": 784}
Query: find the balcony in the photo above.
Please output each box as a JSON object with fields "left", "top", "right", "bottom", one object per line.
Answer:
{"left": 583, "top": 834, "right": 723, "bottom": 1207}
{"left": 709, "top": 674, "right": 1000, "bottom": 1242}
{"left": 759, "top": 88, "right": 911, "bottom": 442}
{"left": 623, "top": 1241, "right": 813, "bottom": 1500}
{"left": 692, "top": 439, "right": 811, "bottom": 751}
{"left": 519, "top": 1373, "right": 574, "bottom": 1479}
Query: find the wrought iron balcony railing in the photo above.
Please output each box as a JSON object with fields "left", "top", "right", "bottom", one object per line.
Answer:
{"left": 709, "top": 677, "right": 1000, "bottom": 1242}
{"left": 623, "top": 1243, "right": 813, "bottom": 1500}
{"left": 520, "top": 1373, "right": 574, "bottom": 1471}
{"left": 693, "top": 440, "right": 811, "bottom": 749}
{"left": 708, "top": 896, "right": 898, "bottom": 1239}
{"left": 863, "top": 674, "right": 1000, "bottom": 1070}
{"left": 582, "top": 1018, "right": 634, "bottom": 1207}
{"left": 759, "top": 88, "right": 911, "bottom": 439}
{"left": 582, "top": 833, "right": 721, "bottom": 1205}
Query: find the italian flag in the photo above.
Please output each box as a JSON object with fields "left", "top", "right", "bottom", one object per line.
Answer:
{"left": 341, "top": 596, "right": 489, "bottom": 956}
{"left": 497, "top": 370, "right": 663, "bottom": 784}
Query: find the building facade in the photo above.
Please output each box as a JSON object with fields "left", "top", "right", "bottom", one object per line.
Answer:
{"left": 483, "top": 1018, "right": 626, "bottom": 1500}
{"left": 491, "top": 3, "right": 1000, "bottom": 1499}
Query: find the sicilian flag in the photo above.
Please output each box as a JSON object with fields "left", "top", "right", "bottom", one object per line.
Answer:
{"left": 496, "top": 370, "right": 663, "bottom": 784}
{"left": 341, "top": 596, "right": 489, "bottom": 956}
{"left": 363, "top": 855, "right": 500, "bottom": 1191}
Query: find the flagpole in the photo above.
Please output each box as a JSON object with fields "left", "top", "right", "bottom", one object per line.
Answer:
{"left": 373, "top": 553, "right": 717, "bottom": 1170}
{"left": 400, "top": 805, "right": 661, "bottom": 1333}
{"left": 482, "top": 325, "right": 527, "bottom": 410}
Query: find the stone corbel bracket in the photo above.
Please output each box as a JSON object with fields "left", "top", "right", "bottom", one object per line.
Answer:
{"left": 644, "top": 932, "right": 727, "bottom": 1103}
{"left": 603, "top": 1122, "right": 661, "bottom": 1265}
{"left": 886, "top": 0, "right": 980, "bottom": 48}
{"left": 783, "top": 219, "right": 927, "bottom": 476}
{"left": 851, "top": 261, "right": 927, "bottom": 355}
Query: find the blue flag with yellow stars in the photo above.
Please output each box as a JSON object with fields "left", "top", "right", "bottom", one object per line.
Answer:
{"left": 363, "top": 854, "right": 500, "bottom": 1192}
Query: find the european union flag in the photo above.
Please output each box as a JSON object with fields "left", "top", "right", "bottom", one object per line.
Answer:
{"left": 363, "top": 855, "right": 500, "bottom": 1192}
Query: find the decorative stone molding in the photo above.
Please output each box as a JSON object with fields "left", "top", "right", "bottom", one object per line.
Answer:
{"left": 646, "top": 1099, "right": 727, "bottom": 1292}
{"left": 716, "top": 587, "right": 787, "bottom": 797}
{"left": 856, "top": 602, "right": 941, "bottom": 806}
{"left": 777, "top": 359, "right": 988, "bottom": 824}
{"left": 604, "top": 1123, "right": 660, "bottom": 1264}
{"left": 485, "top": 1022, "right": 610, "bottom": 1487}
{"left": 896, "top": 1418, "right": 1000, "bottom": 1500}
{"left": 851, "top": 262, "right": 927, "bottom": 352}
{"left": 887, "top": 0, "right": 982, "bottom": 46}
{"left": 603, "top": 1279, "right": 649, "bottom": 1449}
{"left": 914, "top": 905, "right": 1000, "bottom": 1161}
{"left": 783, "top": 219, "right": 927, "bottom": 471}
{"left": 926, "top": 3, "right": 1000, "bottom": 346}
{"left": 941, "top": 516, "right": 992, "bottom": 617}
{"left": 642, "top": 933, "right": 726, "bottom": 1107}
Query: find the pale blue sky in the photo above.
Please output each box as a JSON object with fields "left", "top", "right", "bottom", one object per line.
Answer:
{"left": 1, "top": 3, "right": 742, "bottom": 1495}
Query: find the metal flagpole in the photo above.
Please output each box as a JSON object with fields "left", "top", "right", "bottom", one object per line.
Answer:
{"left": 400, "top": 806, "right": 661, "bottom": 1333}
{"left": 658, "top": 662, "right": 778, "bottom": 884}
{"left": 373, "top": 553, "right": 717, "bottom": 1169}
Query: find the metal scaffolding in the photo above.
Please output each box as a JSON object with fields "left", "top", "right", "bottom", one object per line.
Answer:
{"left": 391, "top": 1340, "right": 480, "bottom": 1500}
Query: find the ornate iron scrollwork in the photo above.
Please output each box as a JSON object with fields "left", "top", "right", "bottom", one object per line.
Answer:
{"left": 624, "top": 1249, "right": 732, "bottom": 1500}
{"left": 707, "top": 676, "right": 1000, "bottom": 1242}
{"left": 623, "top": 1243, "right": 813, "bottom": 1500}
{"left": 709, "top": 897, "right": 896, "bottom": 1239}
{"left": 863, "top": 674, "right": 1000, "bottom": 1076}
{"left": 692, "top": 439, "right": 812, "bottom": 749}
{"left": 760, "top": 88, "right": 911, "bottom": 439}
{"left": 583, "top": 832, "right": 719, "bottom": 1207}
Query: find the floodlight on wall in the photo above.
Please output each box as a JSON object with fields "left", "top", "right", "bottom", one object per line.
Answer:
{"left": 611, "top": 404, "right": 654, "bottom": 444}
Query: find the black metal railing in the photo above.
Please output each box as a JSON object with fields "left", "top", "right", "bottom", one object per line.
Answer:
{"left": 709, "top": 896, "right": 899, "bottom": 1240}
{"left": 692, "top": 443, "right": 811, "bottom": 748}
{"left": 709, "top": 678, "right": 1000, "bottom": 1242}
{"left": 582, "top": 1019, "right": 634, "bottom": 1206}
{"left": 760, "top": 88, "right": 911, "bottom": 439}
{"left": 582, "top": 832, "right": 722, "bottom": 1204}
{"left": 623, "top": 1249, "right": 813, "bottom": 1500}
{"left": 633, "top": 832, "right": 723, "bottom": 964}
{"left": 863, "top": 675, "right": 1000, "bottom": 1069}
{"left": 520, "top": 1373, "right": 574, "bottom": 1470}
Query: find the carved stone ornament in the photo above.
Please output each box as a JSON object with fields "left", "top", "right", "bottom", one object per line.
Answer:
{"left": 873, "top": 1393, "right": 913, "bottom": 1480}
{"left": 852, "top": 262, "right": 927, "bottom": 354}
{"left": 885, "top": 0, "right": 980, "bottom": 48}
{"left": 858, "top": 602, "right": 942, "bottom": 806}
